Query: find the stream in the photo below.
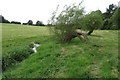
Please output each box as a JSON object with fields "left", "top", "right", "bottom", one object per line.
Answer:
{"left": 32, "top": 42, "right": 41, "bottom": 53}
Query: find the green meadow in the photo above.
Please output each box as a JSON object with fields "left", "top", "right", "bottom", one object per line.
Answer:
{"left": 2, "top": 23, "right": 118, "bottom": 78}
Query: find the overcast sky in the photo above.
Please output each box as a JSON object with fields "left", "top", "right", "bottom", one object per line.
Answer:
{"left": 0, "top": 0, "right": 119, "bottom": 24}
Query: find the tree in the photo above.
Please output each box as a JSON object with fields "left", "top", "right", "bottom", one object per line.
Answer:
{"left": 49, "top": 2, "right": 89, "bottom": 42}
{"left": 36, "top": 21, "right": 44, "bottom": 26}
{"left": 110, "top": 8, "right": 120, "bottom": 29}
{"left": 104, "top": 4, "right": 116, "bottom": 19}
{"left": 101, "top": 19, "right": 112, "bottom": 30}
{"left": 27, "top": 20, "right": 33, "bottom": 25}
{"left": 11, "top": 21, "right": 21, "bottom": 24}
{"left": 22, "top": 23, "right": 28, "bottom": 25}
{"left": 0, "top": 15, "right": 10, "bottom": 23}
{"left": 81, "top": 10, "right": 103, "bottom": 35}
{"left": 102, "top": 4, "right": 116, "bottom": 30}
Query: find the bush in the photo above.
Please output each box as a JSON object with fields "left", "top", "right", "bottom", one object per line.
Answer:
{"left": 2, "top": 45, "right": 34, "bottom": 71}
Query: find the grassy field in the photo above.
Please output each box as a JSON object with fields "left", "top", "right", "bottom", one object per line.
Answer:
{"left": 2, "top": 23, "right": 118, "bottom": 78}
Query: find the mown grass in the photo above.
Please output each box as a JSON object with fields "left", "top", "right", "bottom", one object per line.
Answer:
{"left": 2, "top": 23, "right": 50, "bottom": 55}
{"left": 2, "top": 23, "right": 118, "bottom": 78}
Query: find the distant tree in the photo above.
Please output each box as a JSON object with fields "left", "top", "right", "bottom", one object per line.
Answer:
{"left": 81, "top": 10, "right": 103, "bottom": 35}
{"left": 104, "top": 4, "right": 116, "bottom": 19}
{"left": 0, "top": 15, "right": 10, "bottom": 23}
{"left": 11, "top": 21, "right": 21, "bottom": 24}
{"left": 36, "top": 21, "right": 45, "bottom": 26}
{"left": 27, "top": 20, "right": 33, "bottom": 25}
{"left": 0, "top": 15, "right": 4, "bottom": 23}
{"left": 102, "top": 4, "right": 119, "bottom": 30}
{"left": 22, "top": 23, "right": 28, "bottom": 25}
{"left": 102, "top": 4, "right": 117, "bottom": 30}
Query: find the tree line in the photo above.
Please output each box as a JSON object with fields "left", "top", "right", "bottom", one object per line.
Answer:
{"left": 0, "top": 15, "right": 45, "bottom": 26}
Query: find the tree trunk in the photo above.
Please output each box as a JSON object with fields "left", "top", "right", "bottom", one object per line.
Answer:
{"left": 87, "top": 30, "right": 93, "bottom": 35}
{"left": 64, "top": 35, "right": 76, "bottom": 42}
{"left": 63, "top": 32, "right": 89, "bottom": 42}
{"left": 77, "top": 33, "right": 89, "bottom": 41}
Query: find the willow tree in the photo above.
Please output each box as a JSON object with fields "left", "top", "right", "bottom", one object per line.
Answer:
{"left": 81, "top": 10, "right": 103, "bottom": 35}
{"left": 49, "top": 3, "right": 88, "bottom": 42}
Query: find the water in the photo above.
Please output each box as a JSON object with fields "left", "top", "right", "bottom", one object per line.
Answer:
{"left": 32, "top": 42, "right": 40, "bottom": 53}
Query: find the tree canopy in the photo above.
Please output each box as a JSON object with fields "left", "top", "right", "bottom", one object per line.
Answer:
{"left": 81, "top": 10, "right": 103, "bottom": 35}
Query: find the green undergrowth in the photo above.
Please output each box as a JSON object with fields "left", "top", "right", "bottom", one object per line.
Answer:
{"left": 2, "top": 23, "right": 118, "bottom": 78}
